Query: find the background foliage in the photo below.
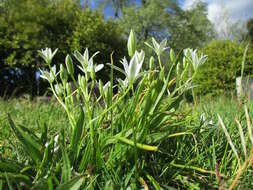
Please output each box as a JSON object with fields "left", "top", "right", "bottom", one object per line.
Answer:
{"left": 194, "top": 41, "right": 253, "bottom": 96}
{"left": 0, "top": 0, "right": 126, "bottom": 96}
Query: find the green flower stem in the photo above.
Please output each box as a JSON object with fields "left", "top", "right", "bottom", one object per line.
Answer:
{"left": 49, "top": 83, "right": 75, "bottom": 129}
{"left": 110, "top": 53, "right": 114, "bottom": 136}
{"left": 158, "top": 55, "right": 163, "bottom": 70}
{"left": 92, "top": 85, "right": 132, "bottom": 126}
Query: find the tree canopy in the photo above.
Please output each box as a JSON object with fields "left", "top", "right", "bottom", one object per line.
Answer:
{"left": 0, "top": 0, "right": 126, "bottom": 96}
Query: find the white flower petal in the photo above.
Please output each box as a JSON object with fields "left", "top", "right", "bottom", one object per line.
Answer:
{"left": 95, "top": 64, "right": 104, "bottom": 72}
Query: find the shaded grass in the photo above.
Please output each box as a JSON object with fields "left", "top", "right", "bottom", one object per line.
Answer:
{"left": 0, "top": 97, "right": 67, "bottom": 159}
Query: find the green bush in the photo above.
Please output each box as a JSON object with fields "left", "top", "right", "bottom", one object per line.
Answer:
{"left": 194, "top": 40, "right": 253, "bottom": 96}
{"left": 0, "top": 0, "right": 126, "bottom": 96}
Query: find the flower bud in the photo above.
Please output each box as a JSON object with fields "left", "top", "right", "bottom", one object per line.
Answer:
{"left": 54, "top": 84, "right": 63, "bottom": 96}
{"left": 127, "top": 29, "right": 136, "bottom": 57}
{"left": 98, "top": 80, "right": 105, "bottom": 98}
{"left": 79, "top": 76, "right": 87, "bottom": 90}
{"left": 65, "top": 54, "right": 74, "bottom": 76}
{"left": 149, "top": 56, "right": 154, "bottom": 70}
{"left": 159, "top": 68, "right": 165, "bottom": 80}
{"left": 90, "top": 63, "right": 95, "bottom": 81}
{"left": 183, "top": 57, "right": 187, "bottom": 68}
{"left": 66, "top": 82, "right": 72, "bottom": 96}
{"left": 170, "top": 49, "right": 175, "bottom": 63}
{"left": 60, "top": 64, "right": 68, "bottom": 82}
{"left": 176, "top": 62, "right": 181, "bottom": 76}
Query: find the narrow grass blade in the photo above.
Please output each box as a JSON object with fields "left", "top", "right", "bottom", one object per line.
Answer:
{"left": 56, "top": 176, "right": 84, "bottom": 190}
{"left": 0, "top": 161, "right": 21, "bottom": 173}
{"left": 124, "top": 166, "right": 135, "bottom": 187}
{"left": 244, "top": 105, "right": 253, "bottom": 144}
{"left": 146, "top": 174, "right": 161, "bottom": 190}
{"left": 70, "top": 108, "right": 84, "bottom": 163}
{"left": 78, "top": 141, "right": 92, "bottom": 172}
{"left": 218, "top": 114, "right": 240, "bottom": 165}
{"left": 8, "top": 115, "right": 42, "bottom": 163}
{"left": 170, "top": 162, "right": 223, "bottom": 177}
{"left": 150, "top": 74, "right": 171, "bottom": 114}
{"left": 116, "top": 136, "right": 158, "bottom": 152}
{"left": 61, "top": 144, "right": 71, "bottom": 183}
{"left": 40, "top": 122, "right": 48, "bottom": 145}
{"left": 35, "top": 137, "right": 54, "bottom": 181}
{"left": 0, "top": 180, "right": 2, "bottom": 190}
{"left": 235, "top": 117, "right": 247, "bottom": 159}
{"left": 48, "top": 176, "right": 53, "bottom": 190}
{"left": 5, "top": 172, "right": 14, "bottom": 190}
{"left": 139, "top": 177, "right": 149, "bottom": 190}
{"left": 0, "top": 172, "right": 30, "bottom": 184}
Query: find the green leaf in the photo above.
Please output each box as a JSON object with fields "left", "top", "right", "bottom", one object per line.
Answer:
{"left": 5, "top": 172, "right": 14, "bottom": 190}
{"left": 0, "top": 172, "right": 31, "bottom": 185}
{"left": 147, "top": 174, "right": 162, "bottom": 190}
{"left": 116, "top": 136, "right": 157, "bottom": 152}
{"left": 8, "top": 115, "right": 42, "bottom": 164}
{"left": 78, "top": 142, "right": 92, "bottom": 172}
{"left": 31, "top": 178, "right": 49, "bottom": 190}
{"left": 150, "top": 74, "right": 171, "bottom": 114}
{"left": 35, "top": 137, "right": 54, "bottom": 181}
{"left": 0, "top": 161, "right": 22, "bottom": 173}
{"left": 40, "top": 122, "right": 48, "bottom": 146}
{"left": 61, "top": 144, "right": 71, "bottom": 183}
{"left": 0, "top": 180, "right": 2, "bottom": 190}
{"left": 56, "top": 176, "right": 84, "bottom": 190}
{"left": 48, "top": 176, "right": 54, "bottom": 190}
{"left": 70, "top": 108, "right": 84, "bottom": 163}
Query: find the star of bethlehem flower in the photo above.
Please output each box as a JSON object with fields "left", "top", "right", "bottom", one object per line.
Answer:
{"left": 121, "top": 50, "right": 145, "bottom": 85}
{"left": 145, "top": 38, "right": 168, "bottom": 56}
{"left": 38, "top": 48, "right": 58, "bottom": 65}
{"left": 184, "top": 48, "right": 208, "bottom": 71}
{"left": 73, "top": 48, "right": 104, "bottom": 74}
{"left": 39, "top": 65, "right": 58, "bottom": 83}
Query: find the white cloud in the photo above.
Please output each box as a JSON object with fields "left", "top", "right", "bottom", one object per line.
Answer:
{"left": 182, "top": 0, "right": 199, "bottom": 10}
{"left": 182, "top": 0, "right": 253, "bottom": 38}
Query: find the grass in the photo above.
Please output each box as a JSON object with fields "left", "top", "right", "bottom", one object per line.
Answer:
{"left": 0, "top": 97, "right": 67, "bottom": 159}
{"left": 1, "top": 95, "right": 253, "bottom": 189}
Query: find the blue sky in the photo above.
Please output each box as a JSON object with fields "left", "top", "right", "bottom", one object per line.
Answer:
{"left": 83, "top": 0, "right": 253, "bottom": 21}
{"left": 82, "top": 0, "right": 253, "bottom": 36}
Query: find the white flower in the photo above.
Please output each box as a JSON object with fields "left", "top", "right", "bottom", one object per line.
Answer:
{"left": 74, "top": 48, "right": 104, "bottom": 74}
{"left": 145, "top": 38, "right": 168, "bottom": 56}
{"left": 103, "top": 81, "right": 111, "bottom": 95}
{"left": 39, "top": 65, "right": 57, "bottom": 83}
{"left": 117, "top": 78, "right": 129, "bottom": 88}
{"left": 38, "top": 48, "right": 58, "bottom": 65}
{"left": 121, "top": 50, "right": 145, "bottom": 84}
{"left": 87, "top": 58, "right": 104, "bottom": 73}
{"left": 184, "top": 48, "right": 207, "bottom": 71}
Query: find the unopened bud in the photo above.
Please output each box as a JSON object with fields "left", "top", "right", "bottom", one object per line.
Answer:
{"left": 170, "top": 49, "right": 175, "bottom": 63}
{"left": 66, "top": 82, "right": 72, "bottom": 96}
{"left": 65, "top": 54, "right": 74, "bottom": 76}
{"left": 90, "top": 63, "right": 95, "bottom": 81}
{"left": 149, "top": 56, "right": 154, "bottom": 70}
{"left": 60, "top": 64, "right": 68, "bottom": 82}
{"left": 127, "top": 29, "right": 136, "bottom": 57}
{"left": 79, "top": 76, "right": 87, "bottom": 90}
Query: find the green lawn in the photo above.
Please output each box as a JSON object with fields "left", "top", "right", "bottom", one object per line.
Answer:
{"left": 1, "top": 96, "right": 253, "bottom": 189}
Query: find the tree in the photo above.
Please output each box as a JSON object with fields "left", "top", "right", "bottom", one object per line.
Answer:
{"left": 70, "top": 9, "right": 127, "bottom": 81}
{"left": 118, "top": 0, "right": 214, "bottom": 53}
{"left": 0, "top": 0, "right": 126, "bottom": 96}
{"left": 247, "top": 18, "right": 253, "bottom": 43}
{"left": 96, "top": 0, "right": 132, "bottom": 18}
